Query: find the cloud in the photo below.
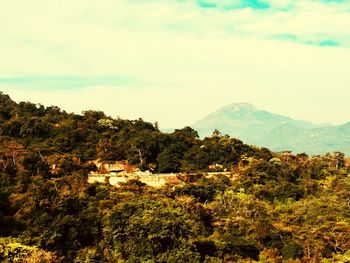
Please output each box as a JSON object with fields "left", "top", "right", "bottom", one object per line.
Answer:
{"left": 1, "top": 0, "right": 350, "bottom": 127}
{"left": 196, "top": 0, "right": 270, "bottom": 10}
{"left": 272, "top": 34, "right": 340, "bottom": 47}
{"left": 0, "top": 76, "right": 134, "bottom": 90}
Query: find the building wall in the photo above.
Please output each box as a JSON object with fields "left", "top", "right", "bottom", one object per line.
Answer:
{"left": 138, "top": 175, "right": 167, "bottom": 187}
{"left": 88, "top": 172, "right": 231, "bottom": 187}
{"left": 87, "top": 176, "right": 107, "bottom": 184}
{"left": 87, "top": 174, "right": 177, "bottom": 187}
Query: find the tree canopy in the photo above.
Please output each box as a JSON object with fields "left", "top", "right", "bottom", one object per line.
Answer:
{"left": 0, "top": 92, "right": 350, "bottom": 262}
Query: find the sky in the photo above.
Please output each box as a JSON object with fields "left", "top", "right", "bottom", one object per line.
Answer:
{"left": 1, "top": 0, "right": 350, "bottom": 128}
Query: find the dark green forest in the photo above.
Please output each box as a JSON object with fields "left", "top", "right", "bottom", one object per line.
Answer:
{"left": 0, "top": 91, "right": 350, "bottom": 262}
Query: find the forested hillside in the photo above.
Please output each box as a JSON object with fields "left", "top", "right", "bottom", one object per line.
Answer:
{"left": 1, "top": 92, "right": 350, "bottom": 262}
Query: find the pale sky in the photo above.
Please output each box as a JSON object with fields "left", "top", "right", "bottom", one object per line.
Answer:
{"left": 1, "top": 0, "right": 350, "bottom": 128}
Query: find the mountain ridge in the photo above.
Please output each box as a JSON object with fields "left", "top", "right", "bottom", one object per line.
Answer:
{"left": 192, "top": 103, "right": 349, "bottom": 154}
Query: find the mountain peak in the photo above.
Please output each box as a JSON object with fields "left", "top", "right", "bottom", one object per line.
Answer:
{"left": 224, "top": 102, "right": 258, "bottom": 112}
{"left": 192, "top": 102, "right": 338, "bottom": 154}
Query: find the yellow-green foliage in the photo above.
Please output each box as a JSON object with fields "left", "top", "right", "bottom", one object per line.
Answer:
{"left": 321, "top": 250, "right": 350, "bottom": 262}
{"left": 0, "top": 237, "right": 61, "bottom": 262}
{"left": 2, "top": 92, "right": 350, "bottom": 262}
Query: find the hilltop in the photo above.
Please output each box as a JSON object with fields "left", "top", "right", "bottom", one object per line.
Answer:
{"left": 193, "top": 102, "right": 349, "bottom": 154}
{"left": 0, "top": 92, "right": 267, "bottom": 174}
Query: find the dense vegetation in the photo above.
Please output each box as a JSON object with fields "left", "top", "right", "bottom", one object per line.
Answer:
{"left": 1, "top": 91, "right": 350, "bottom": 262}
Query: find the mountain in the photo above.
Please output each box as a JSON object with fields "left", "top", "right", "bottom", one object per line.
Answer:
{"left": 192, "top": 102, "right": 325, "bottom": 142}
{"left": 193, "top": 103, "right": 349, "bottom": 155}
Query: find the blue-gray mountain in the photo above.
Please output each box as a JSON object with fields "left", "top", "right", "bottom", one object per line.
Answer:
{"left": 192, "top": 103, "right": 350, "bottom": 155}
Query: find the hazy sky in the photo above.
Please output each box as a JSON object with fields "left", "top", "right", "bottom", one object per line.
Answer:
{"left": 1, "top": 0, "right": 350, "bottom": 128}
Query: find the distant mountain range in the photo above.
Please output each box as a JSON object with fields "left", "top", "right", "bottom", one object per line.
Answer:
{"left": 192, "top": 103, "right": 350, "bottom": 155}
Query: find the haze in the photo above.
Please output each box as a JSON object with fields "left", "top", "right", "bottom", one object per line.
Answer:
{"left": 1, "top": 0, "right": 350, "bottom": 128}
